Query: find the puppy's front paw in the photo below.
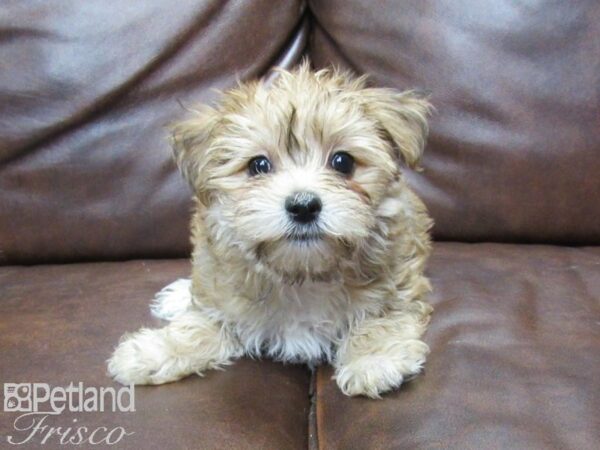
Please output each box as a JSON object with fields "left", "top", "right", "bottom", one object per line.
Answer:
{"left": 335, "top": 339, "right": 429, "bottom": 398}
{"left": 107, "top": 329, "right": 186, "bottom": 385}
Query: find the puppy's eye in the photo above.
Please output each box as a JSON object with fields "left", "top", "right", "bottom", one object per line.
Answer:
{"left": 248, "top": 156, "right": 272, "bottom": 176}
{"left": 330, "top": 152, "right": 355, "bottom": 175}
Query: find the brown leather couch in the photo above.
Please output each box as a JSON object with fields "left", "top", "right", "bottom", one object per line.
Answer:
{"left": 1, "top": 1, "right": 599, "bottom": 449}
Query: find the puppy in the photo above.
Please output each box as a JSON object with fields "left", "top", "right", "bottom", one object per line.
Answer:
{"left": 108, "top": 63, "right": 433, "bottom": 398}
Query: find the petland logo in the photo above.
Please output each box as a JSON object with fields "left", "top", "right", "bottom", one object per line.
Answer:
{"left": 3, "top": 382, "right": 135, "bottom": 446}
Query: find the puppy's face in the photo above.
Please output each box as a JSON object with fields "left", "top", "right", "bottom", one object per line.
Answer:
{"left": 172, "top": 66, "right": 430, "bottom": 283}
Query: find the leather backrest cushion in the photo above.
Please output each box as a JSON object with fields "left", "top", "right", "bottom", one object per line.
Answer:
{"left": 0, "top": 0, "right": 306, "bottom": 264}
{"left": 309, "top": 0, "right": 600, "bottom": 244}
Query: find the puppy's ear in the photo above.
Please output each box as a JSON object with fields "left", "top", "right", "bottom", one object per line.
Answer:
{"left": 169, "top": 106, "right": 221, "bottom": 190}
{"left": 362, "top": 89, "right": 432, "bottom": 169}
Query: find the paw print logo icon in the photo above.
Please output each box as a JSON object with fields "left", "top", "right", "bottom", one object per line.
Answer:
{"left": 4, "top": 384, "right": 32, "bottom": 412}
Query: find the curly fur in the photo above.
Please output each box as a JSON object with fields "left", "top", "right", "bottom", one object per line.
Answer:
{"left": 108, "top": 63, "right": 433, "bottom": 398}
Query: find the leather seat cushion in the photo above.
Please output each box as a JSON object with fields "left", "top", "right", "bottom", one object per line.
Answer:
{"left": 313, "top": 242, "right": 600, "bottom": 450}
{"left": 1, "top": 245, "right": 598, "bottom": 449}
{"left": 0, "top": 259, "right": 310, "bottom": 449}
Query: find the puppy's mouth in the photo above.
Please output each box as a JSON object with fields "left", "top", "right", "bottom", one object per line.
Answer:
{"left": 285, "top": 230, "right": 324, "bottom": 243}
{"left": 284, "top": 223, "right": 325, "bottom": 244}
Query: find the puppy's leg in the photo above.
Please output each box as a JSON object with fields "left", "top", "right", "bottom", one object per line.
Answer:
{"left": 150, "top": 278, "right": 193, "bottom": 321}
{"left": 107, "top": 310, "right": 242, "bottom": 385}
{"left": 334, "top": 300, "right": 432, "bottom": 398}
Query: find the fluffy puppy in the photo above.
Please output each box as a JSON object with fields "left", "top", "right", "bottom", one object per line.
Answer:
{"left": 108, "top": 64, "right": 433, "bottom": 398}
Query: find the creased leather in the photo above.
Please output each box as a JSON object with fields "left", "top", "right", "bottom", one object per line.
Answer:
{"left": 309, "top": 0, "right": 600, "bottom": 244}
{"left": 0, "top": 0, "right": 306, "bottom": 264}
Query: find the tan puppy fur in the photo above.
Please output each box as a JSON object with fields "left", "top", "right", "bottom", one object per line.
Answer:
{"left": 108, "top": 63, "right": 433, "bottom": 398}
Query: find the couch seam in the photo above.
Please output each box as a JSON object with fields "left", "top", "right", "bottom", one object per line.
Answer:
{"left": 265, "top": 9, "right": 311, "bottom": 79}
{"left": 308, "top": 367, "right": 319, "bottom": 450}
{"left": 305, "top": 2, "right": 361, "bottom": 74}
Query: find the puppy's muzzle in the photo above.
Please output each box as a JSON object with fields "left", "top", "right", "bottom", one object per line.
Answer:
{"left": 285, "top": 191, "right": 322, "bottom": 224}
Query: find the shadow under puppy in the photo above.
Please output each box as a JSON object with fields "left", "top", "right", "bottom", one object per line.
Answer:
{"left": 108, "top": 63, "right": 433, "bottom": 398}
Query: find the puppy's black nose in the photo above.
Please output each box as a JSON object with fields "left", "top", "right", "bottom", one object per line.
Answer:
{"left": 285, "top": 191, "right": 322, "bottom": 224}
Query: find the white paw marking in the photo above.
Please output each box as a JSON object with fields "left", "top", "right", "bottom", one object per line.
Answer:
{"left": 107, "top": 329, "right": 182, "bottom": 385}
{"left": 335, "top": 340, "right": 429, "bottom": 398}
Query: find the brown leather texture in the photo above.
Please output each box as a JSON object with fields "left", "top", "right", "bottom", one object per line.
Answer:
{"left": 310, "top": 0, "right": 600, "bottom": 244}
{"left": 0, "top": 259, "right": 310, "bottom": 449}
{"left": 2, "top": 2, "right": 599, "bottom": 449}
{"left": 313, "top": 243, "right": 600, "bottom": 450}
{"left": 0, "top": 0, "right": 307, "bottom": 265}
